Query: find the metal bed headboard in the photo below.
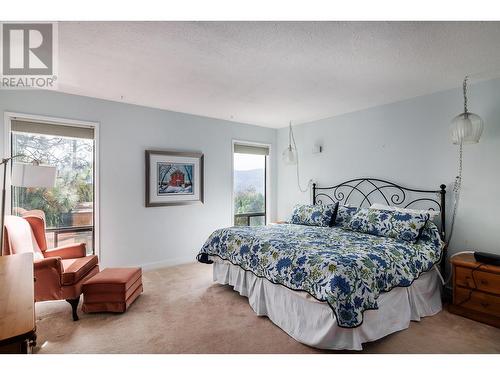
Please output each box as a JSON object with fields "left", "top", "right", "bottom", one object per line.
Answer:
{"left": 312, "top": 178, "right": 447, "bottom": 241}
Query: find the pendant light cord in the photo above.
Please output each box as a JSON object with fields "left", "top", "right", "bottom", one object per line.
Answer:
{"left": 448, "top": 142, "right": 463, "bottom": 244}
{"left": 463, "top": 76, "right": 469, "bottom": 113}
{"left": 290, "top": 125, "right": 310, "bottom": 193}
{"left": 441, "top": 142, "right": 463, "bottom": 286}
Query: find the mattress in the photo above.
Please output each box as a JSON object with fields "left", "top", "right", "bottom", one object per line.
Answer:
{"left": 211, "top": 257, "right": 442, "bottom": 351}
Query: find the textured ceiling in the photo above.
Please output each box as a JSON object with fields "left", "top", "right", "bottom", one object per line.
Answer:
{"left": 58, "top": 21, "right": 500, "bottom": 128}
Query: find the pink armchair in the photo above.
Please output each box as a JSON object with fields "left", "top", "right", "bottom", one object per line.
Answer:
{"left": 2, "top": 210, "right": 99, "bottom": 320}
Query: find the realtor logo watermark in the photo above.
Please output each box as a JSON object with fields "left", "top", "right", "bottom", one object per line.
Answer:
{"left": 0, "top": 22, "right": 58, "bottom": 89}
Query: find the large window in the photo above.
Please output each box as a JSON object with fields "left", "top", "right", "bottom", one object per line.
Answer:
{"left": 10, "top": 119, "right": 96, "bottom": 255}
{"left": 233, "top": 143, "right": 269, "bottom": 226}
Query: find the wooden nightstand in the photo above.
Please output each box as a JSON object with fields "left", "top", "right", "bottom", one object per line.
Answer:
{"left": 449, "top": 253, "right": 500, "bottom": 328}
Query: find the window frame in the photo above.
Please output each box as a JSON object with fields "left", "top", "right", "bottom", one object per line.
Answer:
{"left": 231, "top": 139, "right": 271, "bottom": 226}
{"left": 3, "top": 111, "right": 100, "bottom": 259}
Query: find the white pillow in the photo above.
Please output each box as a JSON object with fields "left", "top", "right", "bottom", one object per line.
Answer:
{"left": 369, "top": 203, "right": 440, "bottom": 220}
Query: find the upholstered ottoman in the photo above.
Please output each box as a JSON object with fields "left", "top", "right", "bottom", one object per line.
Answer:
{"left": 82, "top": 268, "right": 143, "bottom": 313}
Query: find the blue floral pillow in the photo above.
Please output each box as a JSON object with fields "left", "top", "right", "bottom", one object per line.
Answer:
{"left": 334, "top": 205, "right": 359, "bottom": 228}
{"left": 348, "top": 208, "right": 429, "bottom": 243}
{"left": 288, "top": 203, "right": 338, "bottom": 227}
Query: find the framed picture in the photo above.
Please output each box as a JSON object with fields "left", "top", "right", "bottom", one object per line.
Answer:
{"left": 145, "top": 150, "right": 204, "bottom": 206}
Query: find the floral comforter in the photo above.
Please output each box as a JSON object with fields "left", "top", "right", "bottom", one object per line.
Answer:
{"left": 197, "top": 222, "right": 443, "bottom": 328}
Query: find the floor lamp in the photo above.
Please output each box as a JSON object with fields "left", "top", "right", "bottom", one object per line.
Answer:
{"left": 0, "top": 156, "right": 57, "bottom": 256}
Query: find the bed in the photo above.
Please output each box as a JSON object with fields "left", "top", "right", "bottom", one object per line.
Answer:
{"left": 197, "top": 178, "right": 447, "bottom": 350}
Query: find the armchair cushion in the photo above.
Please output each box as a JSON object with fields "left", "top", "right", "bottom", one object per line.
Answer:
{"left": 61, "top": 255, "right": 99, "bottom": 286}
{"left": 44, "top": 243, "right": 86, "bottom": 259}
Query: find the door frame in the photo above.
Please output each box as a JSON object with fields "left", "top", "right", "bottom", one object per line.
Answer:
{"left": 3, "top": 111, "right": 101, "bottom": 259}
{"left": 231, "top": 139, "right": 272, "bottom": 226}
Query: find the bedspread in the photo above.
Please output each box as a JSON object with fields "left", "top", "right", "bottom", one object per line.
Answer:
{"left": 197, "top": 222, "right": 443, "bottom": 328}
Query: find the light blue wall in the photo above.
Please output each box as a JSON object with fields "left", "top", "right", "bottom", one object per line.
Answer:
{"left": 2, "top": 78, "right": 499, "bottom": 269}
{"left": 277, "top": 78, "right": 500, "bottom": 259}
{"left": 0, "top": 90, "right": 277, "bottom": 268}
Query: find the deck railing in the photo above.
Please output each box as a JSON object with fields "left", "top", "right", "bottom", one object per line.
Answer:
{"left": 234, "top": 212, "right": 266, "bottom": 226}
{"left": 45, "top": 225, "right": 94, "bottom": 254}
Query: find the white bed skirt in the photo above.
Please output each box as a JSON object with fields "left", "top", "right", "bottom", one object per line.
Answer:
{"left": 211, "top": 258, "right": 442, "bottom": 350}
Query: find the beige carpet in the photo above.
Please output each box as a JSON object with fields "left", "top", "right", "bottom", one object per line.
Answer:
{"left": 34, "top": 262, "right": 500, "bottom": 354}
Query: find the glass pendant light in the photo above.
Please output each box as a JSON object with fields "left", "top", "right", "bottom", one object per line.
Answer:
{"left": 282, "top": 121, "right": 297, "bottom": 165}
{"left": 447, "top": 75, "right": 485, "bottom": 245}
{"left": 450, "top": 76, "right": 484, "bottom": 145}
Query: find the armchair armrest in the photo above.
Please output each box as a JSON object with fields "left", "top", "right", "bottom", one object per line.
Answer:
{"left": 43, "top": 243, "right": 86, "bottom": 259}
{"left": 34, "top": 256, "right": 64, "bottom": 301}
{"left": 34, "top": 256, "right": 63, "bottom": 274}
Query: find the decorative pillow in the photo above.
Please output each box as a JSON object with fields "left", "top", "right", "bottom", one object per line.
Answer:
{"left": 348, "top": 208, "right": 430, "bottom": 243}
{"left": 288, "top": 203, "right": 338, "bottom": 227}
{"left": 370, "top": 203, "right": 440, "bottom": 221}
{"left": 334, "top": 205, "right": 359, "bottom": 228}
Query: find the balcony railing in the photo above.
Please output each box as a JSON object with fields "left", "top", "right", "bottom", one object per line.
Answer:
{"left": 234, "top": 212, "right": 266, "bottom": 226}
{"left": 45, "top": 225, "right": 94, "bottom": 255}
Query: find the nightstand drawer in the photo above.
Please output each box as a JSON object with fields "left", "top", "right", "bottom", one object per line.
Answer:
{"left": 455, "top": 266, "right": 500, "bottom": 295}
{"left": 455, "top": 286, "right": 500, "bottom": 316}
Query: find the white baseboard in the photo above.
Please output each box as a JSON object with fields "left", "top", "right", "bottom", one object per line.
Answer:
{"left": 140, "top": 255, "right": 197, "bottom": 271}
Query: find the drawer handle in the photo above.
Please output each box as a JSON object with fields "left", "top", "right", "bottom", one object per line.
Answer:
{"left": 480, "top": 302, "right": 490, "bottom": 308}
{"left": 480, "top": 280, "right": 488, "bottom": 285}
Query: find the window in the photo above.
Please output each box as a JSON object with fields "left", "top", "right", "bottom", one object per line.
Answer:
{"left": 10, "top": 119, "right": 96, "bottom": 255}
{"left": 233, "top": 143, "right": 269, "bottom": 226}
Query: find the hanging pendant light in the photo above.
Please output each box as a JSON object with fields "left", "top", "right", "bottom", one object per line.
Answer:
{"left": 447, "top": 75, "right": 485, "bottom": 245}
{"left": 450, "top": 76, "right": 484, "bottom": 145}
{"left": 282, "top": 121, "right": 297, "bottom": 165}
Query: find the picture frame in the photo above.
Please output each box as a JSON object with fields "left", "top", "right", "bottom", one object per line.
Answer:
{"left": 145, "top": 150, "right": 204, "bottom": 207}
